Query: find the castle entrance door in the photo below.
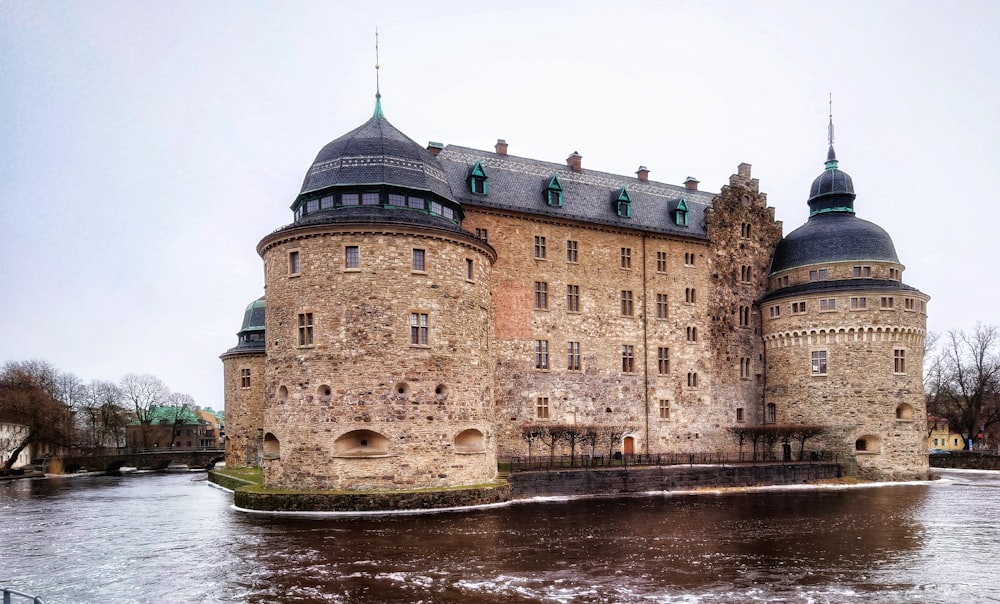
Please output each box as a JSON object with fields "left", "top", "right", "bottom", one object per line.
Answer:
{"left": 623, "top": 436, "right": 635, "bottom": 455}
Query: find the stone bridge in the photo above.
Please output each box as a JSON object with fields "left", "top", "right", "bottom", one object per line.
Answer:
{"left": 51, "top": 449, "right": 226, "bottom": 473}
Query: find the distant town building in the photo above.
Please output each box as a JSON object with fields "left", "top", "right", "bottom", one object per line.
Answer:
{"left": 222, "top": 96, "right": 929, "bottom": 489}
{"left": 126, "top": 406, "right": 222, "bottom": 451}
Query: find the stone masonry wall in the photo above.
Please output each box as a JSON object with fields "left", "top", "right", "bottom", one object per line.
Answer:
{"left": 221, "top": 351, "right": 265, "bottom": 467}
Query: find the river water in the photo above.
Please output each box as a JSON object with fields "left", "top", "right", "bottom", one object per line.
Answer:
{"left": 1, "top": 469, "right": 998, "bottom": 603}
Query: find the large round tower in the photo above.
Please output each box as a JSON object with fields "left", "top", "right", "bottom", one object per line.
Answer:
{"left": 761, "top": 137, "right": 929, "bottom": 480}
{"left": 255, "top": 99, "right": 497, "bottom": 490}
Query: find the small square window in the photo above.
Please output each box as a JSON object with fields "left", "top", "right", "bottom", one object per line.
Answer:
{"left": 536, "top": 396, "right": 550, "bottom": 419}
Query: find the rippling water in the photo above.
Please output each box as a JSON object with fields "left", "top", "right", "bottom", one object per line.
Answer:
{"left": 2, "top": 469, "right": 998, "bottom": 603}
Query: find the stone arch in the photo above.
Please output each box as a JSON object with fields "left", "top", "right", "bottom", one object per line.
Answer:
{"left": 277, "top": 385, "right": 288, "bottom": 403}
{"left": 333, "top": 429, "right": 389, "bottom": 457}
{"left": 263, "top": 432, "right": 281, "bottom": 459}
{"left": 454, "top": 428, "right": 486, "bottom": 453}
{"left": 895, "top": 403, "right": 915, "bottom": 420}
{"left": 855, "top": 434, "right": 881, "bottom": 454}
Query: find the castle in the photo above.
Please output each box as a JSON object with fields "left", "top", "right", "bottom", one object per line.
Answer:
{"left": 221, "top": 94, "right": 929, "bottom": 489}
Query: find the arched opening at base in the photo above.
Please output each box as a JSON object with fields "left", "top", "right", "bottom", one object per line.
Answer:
{"left": 895, "top": 403, "right": 914, "bottom": 420}
{"left": 263, "top": 433, "right": 281, "bottom": 459}
{"left": 334, "top": 430, "right": 389, "bottom": 457}
{"left": 855, "top": 434, "right": 881, "bottom": 454}
{"left": 454, "top": 429, "right": 486, "bottom": 453}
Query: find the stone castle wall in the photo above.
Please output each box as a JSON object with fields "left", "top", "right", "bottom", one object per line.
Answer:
{"left": 256, "top": 223, "right": 497, "bottom": 490}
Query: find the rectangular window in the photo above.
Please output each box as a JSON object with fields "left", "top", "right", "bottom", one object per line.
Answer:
{"left": 567, "top": 240, "right": 579, "bottom": 263}
{"left": 621, "top": 290, "right": 634, "bottom": 316}
{"left": 659, "top": 399, "right": 670, "bottom": 420}
{"left": 656, "top": 251, "right": 668, "bottom": 273}
{"left": 345, "top": 246, "right": 359, "bottom": 269}
{"left": 685, "top": 288, "right": 696, "bottom": 304}
{"left": 767, "top": 403, "right": 777, "bottom": 423}
{"left": 686, "top": 326, "right": 697, "bottom": 342}
{"left": 412, "top": 249, "right": 426, "bottom": 272}
{"left": 475, "top": 228, "right": 488, "bottom": 242}
{"left": 535, "top": 340, "right": 549, "bottom": 370}
{"left": 687, "top": 372, "right": 699, "bottom": 387}
{"left": 429, "top": 201, "right": 443, "bottom": 215}
{"left": 388, "top": 193, "right": 406, "bottom": 206}
{"left": 792, "top": 301, "right": 806, "bottom": 314}
{"left": 341, "top": 193, "right": 359, "bottom": 206}
{"left": 465, "top": 258, "right": 474, "bottom": 281}
{"left": 240, "top": 368, "right": 251, "bottom": 388}
{"left": 889, "top": 268, "right": 899, "bottom": 280}
{"left": 684, "top": 252, "right": 695, "bottom": 267}
{"left": 809, "top": 268, "right": 829, "bottom": 281}
{"left": 904, "top": 298, "right": 916, "bottom": 311}
{"left": 320, "top": 195, "right": 335, "bottom": 209}
{"left": 881, "top": 296, "right": 894, "bottom": 309}
{"left": 410, "top": 313, "right": 429, "bottom": 345}
{"left": 811, "top": 350, "right": 828, "bottom": 375}
{"left": 622, "top": 345, "right": 635, "bottom": 373}
{"left": 851, "top": 297, "right": 867, "bottom": 309}
{"left": 894, "top": 349, "right": 906, "bottom": 374}
{"left": 536, "top": 397, "right": 550, "bottom": 419}
{"left": 361, "top": 192, "right": 380, "bottom": 205}
{"left": 534, "top": 282, "right": 549, "bottom": 310}
{"left": 305, "top": 200, "right": 318, "bottom": 214}
{"left": 657, "top": 347, "right": 670, "bottom": 374}
{"left": 736, "top": 407, "right": 745, "bottom": 422}
{"left": 567, "top": 341, "right": 581, "bottom": 371}
{"left": 853, "top": 265, "right": 872, "bottom": 278}
{"left": 566, "top": 285, "right": 580, "bottom": 312}
{"left": 297, "top": 312, "right": 314, "bottom": 347}
{"left": 621, "top": 247, "right": 632, "bottom": 269}
{"left": 819, "top": 298, "right": 836, "bottom": 311}
{"left": 769, "top": 305, "right": 781, "bottom": 318}
{"left": 534, "top": 236, "right": 547, "bottom": 259}
{"left": 656, "top": 294, "right": 668, "bottom": 319}
{"left": 288, "top": 250, "right": 300, "bottom": 275}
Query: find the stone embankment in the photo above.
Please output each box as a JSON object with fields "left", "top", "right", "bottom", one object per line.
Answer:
{"left": 211, "top": 461, "right": 844, "bottom": 512}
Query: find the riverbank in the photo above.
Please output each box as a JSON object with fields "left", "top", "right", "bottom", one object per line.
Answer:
{"left": 210, "top": 461, "right": 847, "bottom": 512}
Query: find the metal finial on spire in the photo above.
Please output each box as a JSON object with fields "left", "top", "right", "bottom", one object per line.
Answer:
{"left": 373, "top": 28, "right": 383, "bottom": 118}
{"left": 825, "top": 92, "right": 838, "bottom": 169}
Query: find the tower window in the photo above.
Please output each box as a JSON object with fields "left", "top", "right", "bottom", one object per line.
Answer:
{"left": 475, "top": 228, "right": 488, "bottom": 242}
{"left": 739, "top": 305, "right": 751, "bottom": 326}
{"left": 809, "top": 268, "right": 829, "bottom": 281}
{"left": 811, "top": 350, "right": 828, "bottom": 375}
{"left": 685, "top": 288, "right": 696, "bottom": 304}
{"left": 687, "top": 372, "right": 699, "bottom": 388}
{"left": 622, "top": 345, "right": 635, "bottom": 373}
{"left": 686, "top": 326, "right": 698, "bottom": 342}
{"left": 684, "top": 252, "right": 695, "bottom": 267}
{"left": 894, "top": 349, "right": 906, "bottom": 374}
{"left": 534, "top": 282, "right": 549, "bottom": 310}
{"left": 851, "top": 297, "right": 868, "bottom": 309}
{"left": 465, "top": 258, "right": 474, "bottom": 281}
{"left": 288, "top": 250, "right": 300, "bottom": 275}
{"left": 412, "top": 249, "right": 426, "bottom": 272}
{"left": 534, "top": 236, "right": 546, "bottom": 259}
{"left": 819, "top": 298, "right": 836, "bottom": 311}
{"left": 240, "top": 368, "right": 251, "bottom": 389}
{"left": 345, "top": 246, "right": 359, "bottom": 269}
{"left": 881, "top": 297, "right": 895, "bottom": 309}
{"left": 297, "top": 312, "right": 314, "bottom": 347}
{"left": 410, "top": 313, "right": 429, "bottom": 346}
{"left": 566, "top": 240, "right": 579, "bottom": 263}
{"left": 469, "top": 161, "right": 488, "bottom": 195}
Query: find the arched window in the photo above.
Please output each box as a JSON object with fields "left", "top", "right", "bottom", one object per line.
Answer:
{"left": 855, "top": 434, "right": 881, "bottom": 453}
{"left": 262, "top": 433, "right": 280, "bottom": 460}
{"left": 895, "top": 403, "right": 914, "bottom": 420}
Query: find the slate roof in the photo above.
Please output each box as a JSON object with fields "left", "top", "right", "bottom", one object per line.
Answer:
{"left": 436, "top": 146, "right": 716, "bottom": 239}
{"left": 770, "top": 212, "right": 899, "bottom": 274}
{"left": 298, "top": 115, "right": 455, "bottom": 203}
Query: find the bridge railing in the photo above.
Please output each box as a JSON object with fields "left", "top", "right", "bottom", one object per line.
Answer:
{"left": 2, "top": 586, "right": 45, "bottom": 604}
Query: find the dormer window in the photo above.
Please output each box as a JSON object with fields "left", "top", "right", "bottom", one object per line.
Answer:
{"left": 546, "top": 175, "right": 564, "bottom": 207}
{"left": 469, "top": 161, "right": 488, "bottom": 195}
{"left": 674, "top": 198, "right": 689, "bottom": 226}
{"left": 615, "top": 188, "right": 632, "bottom": 218}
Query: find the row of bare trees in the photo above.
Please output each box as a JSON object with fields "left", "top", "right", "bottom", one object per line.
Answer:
{"left": 726, "top": 424, "right": 827, "bottom": 461}
{"left": 0, "top": 359, "right": 210, "bottom": 471}
{"left": 925, "top": 325, "right": 1000, "bottom": 448}
{"left": 520, "top": 423, "right": 637, "bottom": 464}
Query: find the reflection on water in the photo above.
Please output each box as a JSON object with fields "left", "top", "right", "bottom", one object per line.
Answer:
{"left": 1, "top": 470, "right": 997, "bottom": 603}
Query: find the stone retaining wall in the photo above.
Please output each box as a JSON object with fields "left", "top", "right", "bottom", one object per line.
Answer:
{"left": 509, "top": 463, "right": 843, "bottom": 498}
{"left": 232, "top": 483, "right": 512, "bottom": 512}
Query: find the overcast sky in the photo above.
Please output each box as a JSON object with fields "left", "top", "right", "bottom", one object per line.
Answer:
{"left": 2, "top": 1, "right": 998, "bottom": 407}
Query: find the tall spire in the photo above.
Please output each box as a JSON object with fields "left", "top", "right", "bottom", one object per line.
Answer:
{"left": 373, "top": 28, "right": 383, "bottom": 119}
{"left": 825, "top": 92, "right": 838, "bottom": 170}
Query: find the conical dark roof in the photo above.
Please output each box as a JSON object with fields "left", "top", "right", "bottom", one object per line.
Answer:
{"left": 771, "top": 145, "right": 898, "bottom": 274}
{"left": 298, "top": 113, "right": 455, "bottom": 202}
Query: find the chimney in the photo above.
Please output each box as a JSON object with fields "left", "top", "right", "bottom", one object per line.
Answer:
{"left": 426, "top": 142, "right": 444, "bottom": 156}
{"left": 636, "top": 166, "right": 649, "bottom": 182}
{"left": 683, "top": 176, "right": 699, "bottom": 191}
{"left": 567, "top": 151, "right": 582, "bottom": 173}
{"left": 495, "top": 139, "right": 508, "bottom": 155}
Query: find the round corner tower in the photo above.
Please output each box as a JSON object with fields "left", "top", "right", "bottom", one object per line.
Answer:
{"left": 220, "top": 296, "right": 266, "bottom": 468}
{"left": 255, "top": 100, "right": 497, "bottom": 490}
{"left": 761, "top": 141, "right": 929, "bottom": 480}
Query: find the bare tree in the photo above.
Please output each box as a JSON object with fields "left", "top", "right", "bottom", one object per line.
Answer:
{"left": 537, "top": 425, "right": 567, "bottom": 463}
{"left": 163, "top": 393, "right": 196, "bottom": 448}
{"left": 563, "top": 424, "right": 583, "bottom": 466}
{"left": 926, "top": 325, "right": 1000, "bottom": 447}
{"left": 602, "top": 423, "right": 635, "bottom": 460}
{"left": 520, "top": 423, "right": 542, "bottom": 460}
{"left": 119, "top": 374, "right": 170, "bottom": 449}
{"left": 580, "top": 425, "right": 600, "bottom": 459}
{"left": 0, "top": 361, "right": 72, "bottom": 470}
